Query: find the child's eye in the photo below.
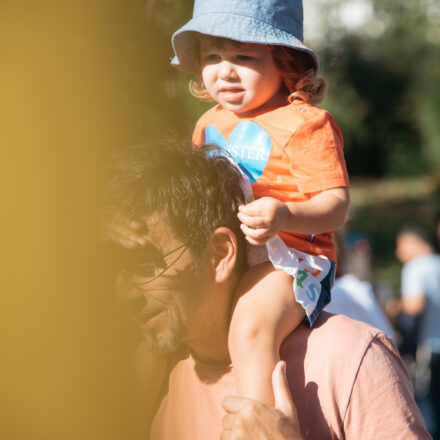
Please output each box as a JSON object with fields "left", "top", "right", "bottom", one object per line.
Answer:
{"left": 203, "top": 53, "right": 220, "bottom": 62}
{"left": 236, "top": 55, "right": 253, "bottom": 61}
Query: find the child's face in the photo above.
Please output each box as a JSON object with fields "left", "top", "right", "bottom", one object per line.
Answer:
{"left": 200, "top": 38, "right": 285, "bottom": 115}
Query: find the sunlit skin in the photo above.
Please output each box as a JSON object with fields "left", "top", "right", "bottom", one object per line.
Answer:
{"left": 200, "top": 38, "right": 286, "bottom": 116}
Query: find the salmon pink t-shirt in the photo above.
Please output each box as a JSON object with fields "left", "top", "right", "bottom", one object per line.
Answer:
{"left": 192, "top": 102, "right": 350, "bottom": 262}
{"left": 151, "top": 313, "right": 430, "bottom": 440}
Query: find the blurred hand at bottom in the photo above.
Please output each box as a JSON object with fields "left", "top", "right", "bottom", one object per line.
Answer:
{"left": 221, "top": 361, "right": 303, "bottom": 439}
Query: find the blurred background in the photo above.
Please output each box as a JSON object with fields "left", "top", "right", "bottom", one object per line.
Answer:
{"left": 1, "top": 0, "right": 439, "bottom": 438}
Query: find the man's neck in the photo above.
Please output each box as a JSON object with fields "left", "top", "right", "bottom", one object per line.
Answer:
{"left": 184, "top": 276, "right": 240, "bottom": 367}
{"left": 190, "top": 347, "right": 231, "bottom": 367}
{"left": 183, "top": 306, "right": 232, "bottom": 366}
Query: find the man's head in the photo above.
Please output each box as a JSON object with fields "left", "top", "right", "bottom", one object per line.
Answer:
{"left": 107, "top": 141, "right": 248, "bottom": 355}
{"left": 396, "top": 224, "right": 435, "bottom": 264}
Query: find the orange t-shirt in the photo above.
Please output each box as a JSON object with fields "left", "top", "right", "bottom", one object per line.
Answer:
{"left": 192, "top": 102, "right": 349, "bottom": 262}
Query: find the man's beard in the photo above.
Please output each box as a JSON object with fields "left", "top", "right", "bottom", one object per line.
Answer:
{"left": 141, "top": 304, "right": 186, "bottom": 354}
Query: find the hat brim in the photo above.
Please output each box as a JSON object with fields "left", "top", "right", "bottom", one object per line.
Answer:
{"left": 171, "top": 12, "right": 318, "bottom": 75}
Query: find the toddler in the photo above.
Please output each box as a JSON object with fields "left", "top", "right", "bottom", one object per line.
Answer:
{"left": 170, "top": 0, "right": 350, "bottom": 406}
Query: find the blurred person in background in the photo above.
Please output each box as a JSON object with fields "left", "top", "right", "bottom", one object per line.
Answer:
{"left": 436, "top": 216, "right": 440, "bottom": 251}
{"left": 326, "top": 229, "right": 395, "bottom": 339}
{"left": 396, "top": 224, "right": 440, "bottom": 439}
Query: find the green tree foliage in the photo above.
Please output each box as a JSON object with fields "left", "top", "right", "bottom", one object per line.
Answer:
{"left": 314, "top": 0, "right": 440, "bottom": 178}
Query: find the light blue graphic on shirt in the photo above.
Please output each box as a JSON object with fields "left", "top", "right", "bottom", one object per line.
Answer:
{"left": 204, "top": 122, "right": 271, "bottom": 183}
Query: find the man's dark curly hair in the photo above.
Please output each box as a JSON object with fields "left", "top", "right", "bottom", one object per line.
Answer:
{"left": 106, "top": 141, "right": 248, "bottom": 273}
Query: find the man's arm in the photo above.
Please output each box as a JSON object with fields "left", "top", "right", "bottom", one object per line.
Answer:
{"left": 344, "top": 333, "right": 431, "bottom": 439}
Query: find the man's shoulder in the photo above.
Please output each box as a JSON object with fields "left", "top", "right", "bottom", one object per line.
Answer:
{"left": 286, "top": 311, "right": 382, "bottom": 346}
{"left": 281, "top": 312, "right": 385, "bottom": 382}
{"left": 315, "top": 310, "right": 381, "bottom": 335}
{"left": 281, "top": 312, "right": 399, "bottom": 429}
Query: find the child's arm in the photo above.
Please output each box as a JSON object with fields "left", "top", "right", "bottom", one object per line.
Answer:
{"left": 237, "top": 187, "right": 350, "bottom": 245}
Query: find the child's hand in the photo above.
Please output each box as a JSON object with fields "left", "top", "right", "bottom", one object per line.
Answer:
{"left": 101, "top": 209, "right": 147, "bottom": 249}
{"left": 237, "top": 197, "right": 289, "bottom": 245}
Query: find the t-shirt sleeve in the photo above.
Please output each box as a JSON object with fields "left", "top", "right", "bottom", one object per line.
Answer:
{"left": 283, "top": 111, "right": 349, "bottom": 193}
{"left": 343, "top": 333, "right": 430, "bottom": 439}
{"left": 401, "top": 261, "right": 426, "bottom": 298}
{"left": 192, "top": 118, "right": 204, "bottom": 147}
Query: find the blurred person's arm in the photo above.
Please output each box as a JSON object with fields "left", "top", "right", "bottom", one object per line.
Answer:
{"left": 401, "top": 294, "right": 426, "bottom": 315}
{"left": 399, "top": 294, "right": 425, "bottom": 358}
{"left": 399, "top": 260, "right": 427, "bottom": 357}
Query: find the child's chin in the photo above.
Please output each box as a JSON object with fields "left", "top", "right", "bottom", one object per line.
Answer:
{"left": 221, "top": 101, "right": 252, "bottom": 114}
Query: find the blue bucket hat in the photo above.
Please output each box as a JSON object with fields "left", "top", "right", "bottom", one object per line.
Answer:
{"left": 171, "top": 0, "right": 318, "bottom": 75}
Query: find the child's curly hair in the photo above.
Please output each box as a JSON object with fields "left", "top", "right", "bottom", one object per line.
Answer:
{"left": 190, "top": 43, "right": 327, "bottom": 105}
{"left": 269, "top": 46, "right": 327, "bottom": 105}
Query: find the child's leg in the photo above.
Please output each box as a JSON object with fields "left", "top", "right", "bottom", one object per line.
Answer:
{"left": 228, "top": 261, "right": 305, "bottom": 406}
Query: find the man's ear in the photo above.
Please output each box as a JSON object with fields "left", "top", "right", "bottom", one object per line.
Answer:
{"left": 208, "top": 227, "right": 238, "bottom": 283}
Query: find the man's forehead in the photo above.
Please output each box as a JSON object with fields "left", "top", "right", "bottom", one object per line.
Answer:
{"left": 142, "top": 213, "right": 180, "bottom": 249}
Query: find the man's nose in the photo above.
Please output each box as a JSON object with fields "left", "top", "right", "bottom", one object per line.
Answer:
{"left": 218, "top": 60, "right": 237, "bottom": 80}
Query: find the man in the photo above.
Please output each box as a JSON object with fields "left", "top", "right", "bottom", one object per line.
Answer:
{"left": 396, "top": 225, "right": 440, "bottom": 439}
{"left": 107, "top": 142, "right": 430, "bottom": 439}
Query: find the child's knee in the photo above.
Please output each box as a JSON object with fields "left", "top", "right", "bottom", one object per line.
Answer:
{"left": 228, "top": 312, "right": 270, "bottom": 354}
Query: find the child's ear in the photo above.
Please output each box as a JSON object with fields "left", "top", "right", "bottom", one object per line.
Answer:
{"left": 208, "top": 227, "right": 238, "bottom": 283}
